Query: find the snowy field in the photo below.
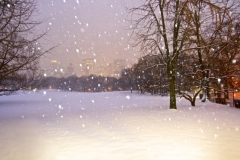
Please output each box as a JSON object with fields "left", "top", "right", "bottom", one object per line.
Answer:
{"left": 0, "top": 90, "right": 240, "bottom": 160}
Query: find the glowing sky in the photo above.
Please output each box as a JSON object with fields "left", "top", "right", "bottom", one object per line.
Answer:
{"left": 37, "top": 0, "right": 140, "bottom": 75}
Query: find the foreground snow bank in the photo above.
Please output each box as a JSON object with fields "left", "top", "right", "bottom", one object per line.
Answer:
{"left": 0, "top": 90, "right": 239, "bottom": 160}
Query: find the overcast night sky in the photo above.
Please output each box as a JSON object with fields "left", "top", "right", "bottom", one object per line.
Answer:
{"left": 36, "top": 0, "right": 140, "bottom": 75}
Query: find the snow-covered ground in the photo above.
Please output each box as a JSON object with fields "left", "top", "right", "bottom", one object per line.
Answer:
{"left": 0, "top": 90, "right": 239, "bottom": 160}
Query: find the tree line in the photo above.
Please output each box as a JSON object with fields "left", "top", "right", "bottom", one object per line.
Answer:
{"left": 119, "top": 51, "right": 240, "bottom": 106}
{"left": 39, "top": 75, "right": 123, "bottom": 92}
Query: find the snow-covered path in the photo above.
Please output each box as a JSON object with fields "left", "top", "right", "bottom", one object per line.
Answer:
{"left": 0, "top": 90, "right": 239, "bottom": 160}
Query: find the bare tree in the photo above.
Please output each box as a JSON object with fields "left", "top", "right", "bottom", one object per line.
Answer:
{"left": 179, "top": 0, "right": 240, "bottom": 104}
{"left": 0, "top": 0, "right": 53, "bottom": 95}
{"left": 126, "top": 0, "right": 201, "bottom": 109}
{"left": 126, "top": 0, "right": 240, "bottom": 108}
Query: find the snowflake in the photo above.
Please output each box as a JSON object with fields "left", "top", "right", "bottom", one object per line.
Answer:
{"left": 59, "top": 105, "right": 63, "bottom": 109}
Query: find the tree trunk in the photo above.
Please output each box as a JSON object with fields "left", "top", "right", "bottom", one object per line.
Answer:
{"left": 169, "top": 71, "right": 177, "bottom": 109}
{"left": 191, "top": 101, "right": 195, "bottom": 106}
{"left": 224, "top": 82, "right": 229, "bottom": 99}
{"left": 191, "top": 92, "right": 199, "bottom": 107}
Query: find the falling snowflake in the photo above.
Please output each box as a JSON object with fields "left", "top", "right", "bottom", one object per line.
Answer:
{"left": 58, "top": 105, "right": 63, "bottom": 110}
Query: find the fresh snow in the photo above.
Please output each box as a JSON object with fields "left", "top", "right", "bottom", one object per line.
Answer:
{"left": 0, "top": 90, "right": 240, "bottom": 160}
